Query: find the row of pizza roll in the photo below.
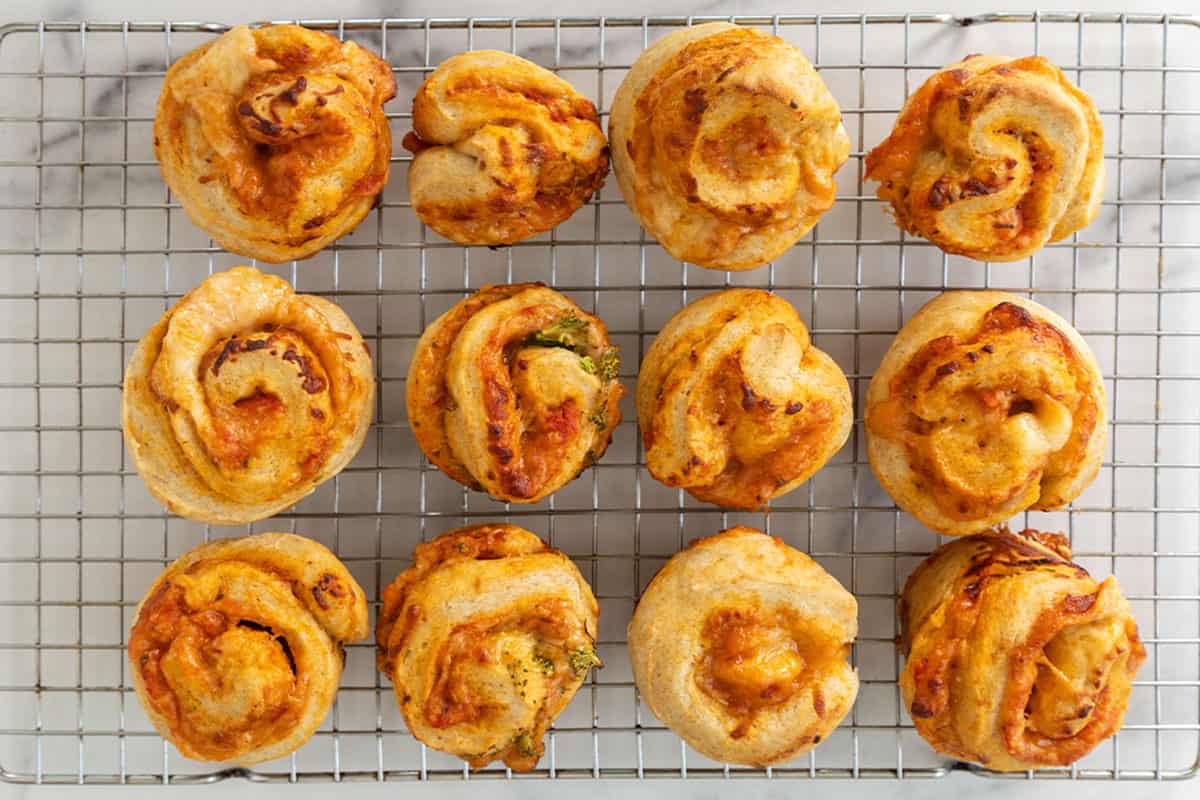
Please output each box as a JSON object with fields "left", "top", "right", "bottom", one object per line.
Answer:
{"left": 129, "top": 524, "right": 1143, "bottom": 773}
{"left": 157, "top": 23, "right": 1104, "bottom": 268}
{"left": 124, "top": 267, "right": 1106, "bottom": 538}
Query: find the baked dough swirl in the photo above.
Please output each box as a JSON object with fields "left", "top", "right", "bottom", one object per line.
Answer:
{"left": 609, "top": 22, "right": 851, "bottom": 270}
{"left": 376, "top": 525, "right": 600, "bottom": 771}
{"left": 403, "top": 51, "right": 608, "bottom": 245}
{"left": 407, "top": 283, "right": 624, "bottom": 503}
{"left": 866, "top": 291, "right": 1105, "bottom": 536}
{"left": 899, "top": 527, "right": 1144, "bottom": 771}
{"left": 628, "top": 527, "right": 858, "bottom": 766}
{"left": 128, "top": 532, "right": 368, "bottom": 765}
{"left": 122, "top": 266, "right": 375, "bottom": 524}
{"left": 637, "top": 289, "right": 852, "bottom": 510}
{"left": 155, "top": 24, "right": 395, "bottom": 262}
{"left": 865, "top": 54, "right": 1104, "bottom": 262}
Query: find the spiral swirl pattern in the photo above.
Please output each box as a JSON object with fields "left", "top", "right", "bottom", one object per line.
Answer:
{"left": 865, "top": 54, "right": 1104, "bottom": 262}
{"left": 899, "top": 528, "right": 1144, "bottom": 771}
{"left": 377, "top": 525, "right": 600, "bottom": 771}
{"left": 637, "top": 289, "right": 852, "bottom": 511}
{"left": 403, "top": 51, "right": 608, "bottom": 245}
{"left": 128, "top": 533, "right": 368, "bottom": 765}
{"left": 122, "top": 266, "right": 375, "bottom": 524}
{"left": 609, "top": 22, "right": 851, "bottom": 270}
{"left": 865, "top": 291, "right": 1105, "bottom": 536}
{"left": 628, "top": 527, "right": 858, "bottom": 766}
{"left": 155, "top": 24, "right": 395, "bottom": 262}
{"left": 407, "top": 283, "right": 624, "bottom": 503}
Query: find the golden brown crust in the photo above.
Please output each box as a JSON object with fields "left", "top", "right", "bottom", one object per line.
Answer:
{"left": 865, "top": 54, "right": 1103, "bottom": 262}
{"left": 404, "top": 51, "right": 608, "bottom": 245}
{"left": 899, "top": 527, "right": 1144, "bottom": 771}
{"left": 627, "top": 527, "right": 858, "bottom": 766}
{"left": 609, "top": 23, "right": 850, "bottom": 271}
{"left": 376, "top": 524, "right": 600, "bottom": 771}
{"left": 154, "top": 25, "right": 395, "bottom": 263}
{"left": 122, "top": 266, "right": 375, "bottom": 524}
{"left": 406, "top": 283, "right": 624, "bottom": 503}
{"left": 865, "top": 291, "right": 1106, "bottom": 536}
{"left": 636, "top": 289, "right": 852, "bottom": 511}
{"left": 128, "top": 532, "right": 368, "bottom": 765}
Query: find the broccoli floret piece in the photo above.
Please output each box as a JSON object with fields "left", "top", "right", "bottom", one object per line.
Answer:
{"left": 568, "top": 647, "right": 601, "bottom": 675}
{"left": 531, "top": 313, "right": 588, "bottom": 349}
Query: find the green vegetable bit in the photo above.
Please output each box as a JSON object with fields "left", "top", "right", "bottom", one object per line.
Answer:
{"left": 507, "top": 660, "right": 529, "bottom": 692}
{"left": 533, "top": 654, "right": 555, "bottom": 675}
{"left": 579, "top": 348, "right": 619, "bottom": 381}
{"left": 568, "top": 647, "right": 600, "bottom": 675}
{"left": 595, "top": 348, "right": 620, "bottom": 381}
{"left": 586, "top": 408, "right": 607, "bottom": 430}
{"left": 531, "top": 313, "right": 589, "bottom": 349}
{"left": 513, "top": 731, "right": 538, "bottom": 758}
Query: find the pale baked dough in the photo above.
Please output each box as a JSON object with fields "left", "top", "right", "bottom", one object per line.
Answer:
{"left": 128, "top": 532, "right": 368, "bottom": 765}
{"left": 404, "top": 51, "right": 608, "bottom": 245}
{"left": 628, "top": 527, "right": 858, "bottom": 766}
{"left": 866, "top": 291, "right": 1106, "bottom": 536}
{"left": 376, "top": 524, "right": 600, "bottom": 771}
{"left": 406, "top": 283, "right": 624, "bottom": 503}
{"left": 899, "top": 527, "right": 1144, "bottom": 771}
{"left": 609, "top": 22, "right": 850, "bottom": 270}
{"left": 155, "top": 24, "right": 395, "bottom": 262}
{"left": 865, "top": 54, "right": 1104, "bottom": 262}
{"left": 637, "top": 289, "right": 852, "bottom": 510}
{"left": 122, "top": 266, "right": 375, "bottom": 524}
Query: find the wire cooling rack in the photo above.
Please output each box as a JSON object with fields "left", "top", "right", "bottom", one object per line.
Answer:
{"left": 0, "top": 10, "right": 1196, "bottom": 785}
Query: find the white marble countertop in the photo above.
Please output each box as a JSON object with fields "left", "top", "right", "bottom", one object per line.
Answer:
{"left": 0, "top": 1, "right": 1196, "bottom": 799}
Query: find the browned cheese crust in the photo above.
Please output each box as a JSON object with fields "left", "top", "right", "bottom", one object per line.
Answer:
{"left": 376, "top": 525, "right": 599, "bottom": 771}
{"left": 865, "top": 54, "right": 1103, "bottom": 262}
{"left": 404, "top": 50, "right": 608, "bottom": 245}
{"left": 154, "top": 25, "right": 395, "bottom": 262}
{"left": 899, "top": 528, "right": 1144, "bottom": 771}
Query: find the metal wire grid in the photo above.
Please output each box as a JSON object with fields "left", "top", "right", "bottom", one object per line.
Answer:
{"left": 0, "top": 10, "right": 1195, "bottom": 785}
